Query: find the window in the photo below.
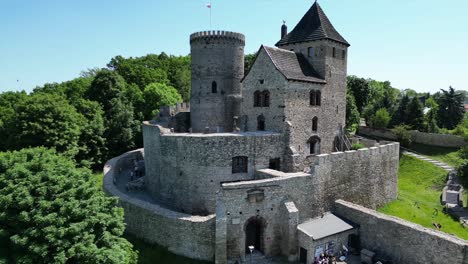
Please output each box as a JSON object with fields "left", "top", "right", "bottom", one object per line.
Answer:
{"left": 232, "top": 156, "right": 248, "bottom": 173}
{"left": 257, "top": 115, "right": 265, "bottom": 131}
{"left": 262, "top": 90, "right": 270, "bottom": 107}
{"left": 310, "top": 90, "right": 321, "bottom": 106}
{"left": 310, "top": 91, "right": 316, "bottom": 106}
{"left": 308, "top": 136, "right": 321, "bottom": 155}
{"left": 254, "top": 90, "right": 270, "bottom": 107}
{"left": 332, "top": 47, "right": 336, "bottom": 58}
{"left": 312, "top": 117, "right": 318, "bottom": 132}
{"left": 308, "top": 47, "right": 314, "bottom": 58}
{"left": 342, "top": 50, "right": 346, "bottom": 59}
{"left": 259, "top": 79, "right": 264, "bottom": 84}
{"left": 212, "top": 81, "right": 217, "bottom": 93}
{"left": 254, "top": 91, "right": 261, "bottom": 107}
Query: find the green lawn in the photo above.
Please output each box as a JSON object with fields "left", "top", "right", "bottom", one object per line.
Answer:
{"left": 407, "top": 143, "right": 464, "bottom": 167}
{"left": 378, "top": 155, "right": 468, "bottom": 240}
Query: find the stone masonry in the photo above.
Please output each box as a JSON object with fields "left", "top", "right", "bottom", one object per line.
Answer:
{"left": 97, "top": 3, "right": 468, "bottom": 263}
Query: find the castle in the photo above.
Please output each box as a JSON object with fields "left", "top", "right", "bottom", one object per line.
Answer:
{"left": 103, "top": 3, "right": 468, "bottom": 264}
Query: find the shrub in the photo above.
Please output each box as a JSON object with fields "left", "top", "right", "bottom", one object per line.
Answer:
{"left": 351, "top": 143, "right": 365, "bottom": 150}
{"left": 392, "top": 125, "right": 412, "bottom": 147}
{"left": 459, "top": 146, "right": 468, "bottom": 160}
{"left": 371, "top": 108, "right": 391, "bottom": 129}
{"left": 0, "top": 148, "right": 138, "bottom": 264}
{"left": 458, "top": 160, "right": 468, "bottom": 190}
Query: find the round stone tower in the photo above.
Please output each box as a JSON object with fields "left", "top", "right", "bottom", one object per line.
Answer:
{"left": 190, "top": 31, "right": 245, "bottom": 133}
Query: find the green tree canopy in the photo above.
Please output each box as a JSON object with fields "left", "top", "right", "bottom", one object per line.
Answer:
{"left": 406, "top": 97, "right": 424, "bottom": 130}
{"left": 436, "top": 86, "right": 464, "bottom": 129}
{"left": 345, "top": 92, "right": 360, "bottom": 131}
{"left": 0, "top": 148, "right": 137, "bottom": 264}
{"left": 371, "top": 108, "right": 391, "bottom": 129}
{"left": 143, "top": 82, "right": 183, "bottom": 120}
{"left": 347, "top": 76, "right": 370, "bottom": 113}
{"left": 13, "top": 93, "right": 85, "bottom": 158}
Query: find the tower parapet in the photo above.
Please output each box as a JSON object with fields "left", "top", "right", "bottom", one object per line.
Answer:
{"left": 190, "top": 30, "right": 245, "bottom": 45}
{"left": 190, "top": 30, "right": 245, "bottom": 133}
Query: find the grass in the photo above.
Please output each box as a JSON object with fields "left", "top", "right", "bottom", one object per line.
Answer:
{"left": 124, "top": 233, "right": 212, "bottom": 264}
{"left": 407, "top": 142, "right": 464, "bottom": 167}
{"left": 378, "top": 155, "right": 468, "bottom": 240}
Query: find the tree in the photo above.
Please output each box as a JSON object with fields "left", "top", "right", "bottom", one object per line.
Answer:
{"left": 87, "top": 69, "right": 127, "bottom": 112}
{"left": 345, "top": 92, "right": 360, "bottom": 131}
{"left": 244, "top": 53, "right": 256, "bottom": 73}
{"left": 0, "top": 91, "right": 27, "bottom": 151}
{"left": 371, "top": 108, "right": 391, "bottom": 129}
{"left": 392, "top": 94, "right": 410, "bottom": 126}
{"left": 87, "top": 70, "right": 139, "bottom": 158}
{"left": 424, "top": 96, "right": 439, "bottom": 133}
{"left": 437, "top": 87, "right": 464, "bottom": 129}
{"left": 13, "top": 93, "right": 85, "bottom": 158}
{"left": 143, "top": 83, "right": 182, "bottom": 120}
{"left": 0, "top": 148, "right": 137, "bottom": 263}
{"left": 105, "top": 98, "right": 139, "bottom": 158}
{"left": 73, "top": 99, "right": 107, "bottom": 169}
{"left": 406, "top": 97, "right": 424, "bottom": 130}
{"left": 347, "top": 76, "right": 370, "bottom": 113}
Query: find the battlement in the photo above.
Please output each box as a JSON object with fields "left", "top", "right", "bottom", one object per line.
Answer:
{"left": 159, "top": 102, "right": 190, "bottom": 119}
{"left": 190, "top": 30, "right": 245, "bottom": 45}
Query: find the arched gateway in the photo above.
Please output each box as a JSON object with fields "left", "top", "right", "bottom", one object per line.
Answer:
{"left": 244, "top": 216, "right": 266, "bottom": 254}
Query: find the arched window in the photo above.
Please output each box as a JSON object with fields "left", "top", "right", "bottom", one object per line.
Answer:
{"left": 262, "top": 90, "right": 270, "bottom": 107}
{"left": 212, "top": 81, "right": 217, "bottom": 93}
{"left": 308, "top": 136, "right": 321, "bottom": 155}
{"left": 310, "top": 91, "right": 316, "bottom": 106}
{"left": 308, "top": 47, "right": 314, "bottom": 58}
{"left": 312, "top": 117, "right": 318, "bottom": 132}
{"left": 254, "top": 91, "right": 261, "bottom": 107}
{"left": 257, "top": 115, "right": 265, "bottom": 131}
{"left": 316, "top": 91, "right": 321, "bottom": 106}
{"left": 232, "top": 156, "right": 248, "bottom": 173}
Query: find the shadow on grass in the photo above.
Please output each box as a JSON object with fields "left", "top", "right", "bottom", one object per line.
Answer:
{"left": 124, "top": 233, "right": 213, "bottom": 264}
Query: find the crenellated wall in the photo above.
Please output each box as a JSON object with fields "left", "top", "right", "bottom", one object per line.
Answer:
{"left": 143, "top": 121, "right": 284, "bottom": 215}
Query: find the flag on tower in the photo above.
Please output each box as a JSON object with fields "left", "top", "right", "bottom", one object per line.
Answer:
{"left": 206, "top": 2, "right": 211, "bottom": 8}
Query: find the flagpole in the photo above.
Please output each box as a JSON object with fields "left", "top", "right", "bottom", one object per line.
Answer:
{"left": 210, "top": 1, "right": 212, "bottom": 29}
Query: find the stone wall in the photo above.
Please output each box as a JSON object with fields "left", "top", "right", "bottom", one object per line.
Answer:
{"left": 103, "top": 149, "right": 216, "bottom": 261}
{"left": 190, "top": 31, "right": 245, "bottom": 133}
{"left": 143, "top": 121, "right": 284, "bottom": 215}
{"left": 215, "top": 143, "right": 399, "bottom": 262}
{"left": 358, "top": 126, "right": 467, "bottom": 148}
{"left": 334, "top": 200, "right": 468, "bottom": 264}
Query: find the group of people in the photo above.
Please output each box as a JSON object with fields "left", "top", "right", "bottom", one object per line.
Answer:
{"left": 314, "top": 253, "right": 336, "bottom": 264}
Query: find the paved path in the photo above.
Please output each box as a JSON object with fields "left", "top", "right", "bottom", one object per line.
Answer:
{"left": 402, "top": 150, "right": 455, "bottom": 172}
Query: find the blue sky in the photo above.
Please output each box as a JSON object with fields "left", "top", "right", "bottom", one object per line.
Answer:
{"left": 1, "top": 0, "right": 467, "bottom": 94}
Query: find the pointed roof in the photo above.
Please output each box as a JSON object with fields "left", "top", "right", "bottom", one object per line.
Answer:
{"left": 276, "top": 2, "right": 349, "bottom": 47}
{"left": 262, "top": 45, "right": 325, "bottom": 83}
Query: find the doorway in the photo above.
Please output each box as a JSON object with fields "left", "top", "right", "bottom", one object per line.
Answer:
{"left": 299, "top": 247, "right": 308, "bottom": 264}
{"left": 245, "top": 217, "right": 265, "bottom": 254}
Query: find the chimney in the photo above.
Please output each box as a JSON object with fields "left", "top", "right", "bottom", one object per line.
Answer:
{"left": 281, "top": 21, "right": 287, "bottom": 39}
